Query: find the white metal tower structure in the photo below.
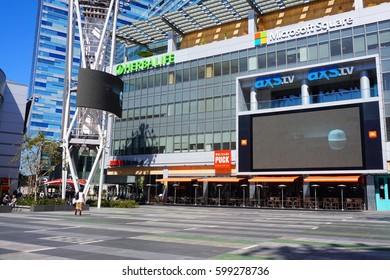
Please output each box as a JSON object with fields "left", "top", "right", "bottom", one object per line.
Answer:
{"left": 62, "top": 0, "right": 128, "bottom": 206}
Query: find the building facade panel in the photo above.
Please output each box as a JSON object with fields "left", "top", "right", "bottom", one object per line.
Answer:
{"left": 111, "top": 1, "right": 390, "bottom": 210}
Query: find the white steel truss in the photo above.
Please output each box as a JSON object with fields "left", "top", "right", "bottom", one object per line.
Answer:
{"left": 62, "top": 0, "right": 126, "bottom": 207}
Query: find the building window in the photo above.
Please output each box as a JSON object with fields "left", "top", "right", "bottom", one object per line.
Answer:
{"left": 354, "top": 35, "right": 365, "bottom": 53}
{"left": 307, "top": 44, "right": 317, "bottom": 61}
{"left": 267, "top": 52, "right": 276, "bottom": 67}
{"left": 183, "top": 68, "right": 190, "bottom": 82}
{"left": 248, "top": 56, "right": 257, "bottom": 70}
{"left": 176, "top": 70, "right": 182, "bottom": 83}
{"left": 168, "top": 72, "right": 175, "bottom": 84}
{"left": 258, "top": 53, "right": 266, "bottom": 69}
{"left": 142, "top": 76, "right": 147, "bottom": 89}
{"left": 161, "top": 72, "right": 167, "bottom": 86}
{"left": 239, "top": 57, "right": 247, "bottom": 72}
{"left": 206, "top": 64, "right": 213, "bottom": 78}
{"left": 198, "top": 65, "right": 205, "bottom": 79}
{"left": 367, "top": 33, "right": 378, "bottom": 50}
{"left": 206, "top": 98, "right": 213, "bottom": 112}
{"left": 287, "top": 49, "right": 296, "bottom": 64}
{"left": 298, "top": 47, "right": 307, "bottom": 62}
{"left": 214, "top": 62, "right": 221, "bottom": 76}
{"left": 380, "top": 30, "right": 390, "bottom": 47}
{"left": 342, "top": 37, "right": 353, "bottom": 55}
{"left": 319, "top": 42, "right": 329, "bottom": 59}
{"left": 330, "top": 39, "right": 341, "bottom": 57}
{"left": 190, "top": 66, "right": 197, "bottom": 81}
{"left": 205, "top": 133, "right": 212, "bottom": 151}
{"left": 198, "top": 99, "right": 205, "bottom": 112}
{"left": 222, "top": 60, "right": 230, "bottom": 75}
{"left": 277, "top": 50, "right": 286, "bottom": 66}
{"left": 231, "top": 58, "right": 239, "bottom": 74}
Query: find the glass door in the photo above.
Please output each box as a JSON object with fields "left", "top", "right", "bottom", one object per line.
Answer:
{"left": 375, "top": 176, "right": 390, "bottom": 210}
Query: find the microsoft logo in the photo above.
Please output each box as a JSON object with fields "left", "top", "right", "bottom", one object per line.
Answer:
{"left": 254, "top": 31, "right": 267, "bottom": 46}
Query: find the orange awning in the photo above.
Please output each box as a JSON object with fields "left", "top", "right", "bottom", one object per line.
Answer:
{"left": 248, "top": 176, "right": 299, "bottom": 183}
{"left": 304, "top": 175, "right": 360, "bottom": 183}
{"left": 155, "top": 178, "right": 197, "bottom": 183}
{"left": 45, "top": 178, "right": 87, "bottom": 185}
{"left": 198, "top": 177, "right": 245, "bottom": 183}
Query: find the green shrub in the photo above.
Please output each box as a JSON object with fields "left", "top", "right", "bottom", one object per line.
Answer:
{"left": 17, "top": 197, "right": 67, "bottom": 206}
{"left": 86, "top": 199, "right": 138, "bottom": 208}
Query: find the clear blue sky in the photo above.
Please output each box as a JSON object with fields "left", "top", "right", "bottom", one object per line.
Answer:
{"left": 0, "top": 0, "right": 38, "bottom": 85}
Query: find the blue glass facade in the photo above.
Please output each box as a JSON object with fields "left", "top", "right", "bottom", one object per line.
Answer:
{"left": 27, "top": 0, "right": 155, "bottom": 140}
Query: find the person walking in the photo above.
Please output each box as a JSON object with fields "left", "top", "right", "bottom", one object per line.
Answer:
{"left": 8, "top": 195, "right": 17, "bottom": 207}
{"left": 74, "top": 189, "right": 86, "bottom": 216}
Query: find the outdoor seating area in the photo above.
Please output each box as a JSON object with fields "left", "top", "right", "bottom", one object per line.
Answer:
{"left": 145, "top": 176, "right": 365, "bottom": 211}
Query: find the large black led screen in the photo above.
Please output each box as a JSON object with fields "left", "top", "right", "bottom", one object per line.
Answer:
{"left": 252, "top": 107, "right": 363, "bottom": 169}
{"left": 77, "top": 68, "right": 123, "bottom": 118}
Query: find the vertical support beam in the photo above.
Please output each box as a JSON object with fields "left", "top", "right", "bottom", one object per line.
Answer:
{"left": 301, "top": 79, "right": 310, "bottom": 105}
{"left": 167, "top": 31, "right": 177, "bottom": 52}
{"left": 360, "top": 70, "right": 371, "bottom": 99}
{"left": 365, "top": 175, "right": 377, "bottom": 210}
{"left": 61, "top": 0, "right": 75, "bottom": 199}
{"left": 248, "top": 10, "right": 257, "bottom": 34}
{"left": 354, "top": 0, "right": 364, "bottom": 10}
{"left": 203, "top": 181, "right": 208, "bottom": 204}
{"left": 250, "top": 87, "right": 258, "bottom": 111}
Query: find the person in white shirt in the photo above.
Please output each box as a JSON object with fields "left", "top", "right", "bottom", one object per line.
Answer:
{"left": 74, "top": 189, "right": 86, "bottom": 215}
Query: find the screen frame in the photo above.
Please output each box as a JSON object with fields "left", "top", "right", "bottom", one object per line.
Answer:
{"left": 237, "top": 101, "right": 385, "bottom": 174}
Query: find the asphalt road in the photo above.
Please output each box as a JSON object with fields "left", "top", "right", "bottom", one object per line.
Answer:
{"left": 1, "top": 205, "right": 390, "bottom": 260}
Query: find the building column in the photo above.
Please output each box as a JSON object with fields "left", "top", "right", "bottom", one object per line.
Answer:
{"left": 167, "top": 31, "right": 177, "bottom": 52}
{"left": 354, "top": 0, "right": 363, "bottom": 10}
{"left": 365, "top": 175, "right": 376, "bottom": 211}
{"left": 360, "top": 70, "right": 371, "bottom": 99}
{"left": 203, "top": 181, "right": 208, "bottom": 204}
{"left": 248, "top": 10, "right": 257, "bottom": 34}
{"left": 250, "top": 87, "right": 258, "bottom": 111}
{"left": 249, "top": 183, "right": 255, "bottom": 199}
{"left": 301, "top": 79, "right": 310, "bottom": 105}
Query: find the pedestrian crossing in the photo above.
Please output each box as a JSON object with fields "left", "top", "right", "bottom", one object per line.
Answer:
{"left": 1, "top": 206, "right": 390, "bottom": 260}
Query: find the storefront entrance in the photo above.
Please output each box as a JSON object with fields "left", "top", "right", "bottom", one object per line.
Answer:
{"left": 375, "top": 176, "right": 390, "bottom": 210}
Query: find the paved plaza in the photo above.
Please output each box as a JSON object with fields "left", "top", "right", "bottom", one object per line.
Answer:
{"left": 0, "top": 205, "right": 390, "bottom": 260}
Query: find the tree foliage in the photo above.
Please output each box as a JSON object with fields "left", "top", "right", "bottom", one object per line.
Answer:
{"left": 15, "top": 132, "right": 62, "bottom": 200}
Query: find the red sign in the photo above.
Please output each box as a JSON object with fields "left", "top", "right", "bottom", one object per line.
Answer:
{"left": 214, "top": 150, "right": 231, "bottom": 169}
{"left": 109, "top": 160, "right": 125, "bottom": 167}
{"left": 0, "top": 178, "right": 10, "bottom": 185}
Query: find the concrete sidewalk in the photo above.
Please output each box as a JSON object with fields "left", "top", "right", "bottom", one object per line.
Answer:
{"left": 0, "top": 205, "right": 390, "bottom": 260}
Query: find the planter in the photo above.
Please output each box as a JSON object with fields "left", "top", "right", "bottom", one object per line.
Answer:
{"left": 30, "top": 204, "right": 89, "bottom": 212}
{"left": 0, "top": 205, "right": 12, "bottom": 213}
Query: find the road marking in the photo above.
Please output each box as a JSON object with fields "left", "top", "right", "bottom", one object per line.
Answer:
{"left": 25, "top": 247, "right": 56, "bottom": 253}
{"left": 242, "top": 244, "right": 258, "bottom": 250}
{"left": 79, "top": 240, "right": 103, "bottom": 245}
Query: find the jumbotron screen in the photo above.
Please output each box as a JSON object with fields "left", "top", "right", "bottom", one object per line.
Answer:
{"left": 238, "top": 102, "right": 384, "bottom": 172}
{"left": 77, "top": 68, "right": 123, "bottom": 118}
{"left": 252, "top": 106, "right": 362, "bottom": 169}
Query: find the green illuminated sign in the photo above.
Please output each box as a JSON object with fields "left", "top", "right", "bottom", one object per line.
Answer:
{"left": 116, "top": 54, "right": 175, "bottom": 76}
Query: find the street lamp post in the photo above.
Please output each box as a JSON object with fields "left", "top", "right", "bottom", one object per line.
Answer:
{"left": 255, "top": 184, "right": 262, "bottom": 208}
{"left": 338, "top": 184, "right": 346, "bottom": 211}
{"left": 193, "top": 184, "right": 199, "bottom": 205}
{"left": 241, "top": 184, "right": 248, "bottom": 207}
{"left": 216, "top": 184, "right": 223, "bottom": 206}
{"left": 145, "top": 183, "right": 152, "bottom": 204}
{"left": 311, "top": 184, "right": 320, "bottom": 210}
{"left": 172, "top": 183, "right": 178, "bottom": 204}
{"left": 279, "top": 184, "right": 287, "bottom": 208}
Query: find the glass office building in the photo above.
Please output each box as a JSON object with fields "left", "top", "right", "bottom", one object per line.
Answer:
{"left": 109, "top": 0, "right": 390, "bottom": 210}
{"left": 26, "top": 0, "right": 202, "bottom": 140}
